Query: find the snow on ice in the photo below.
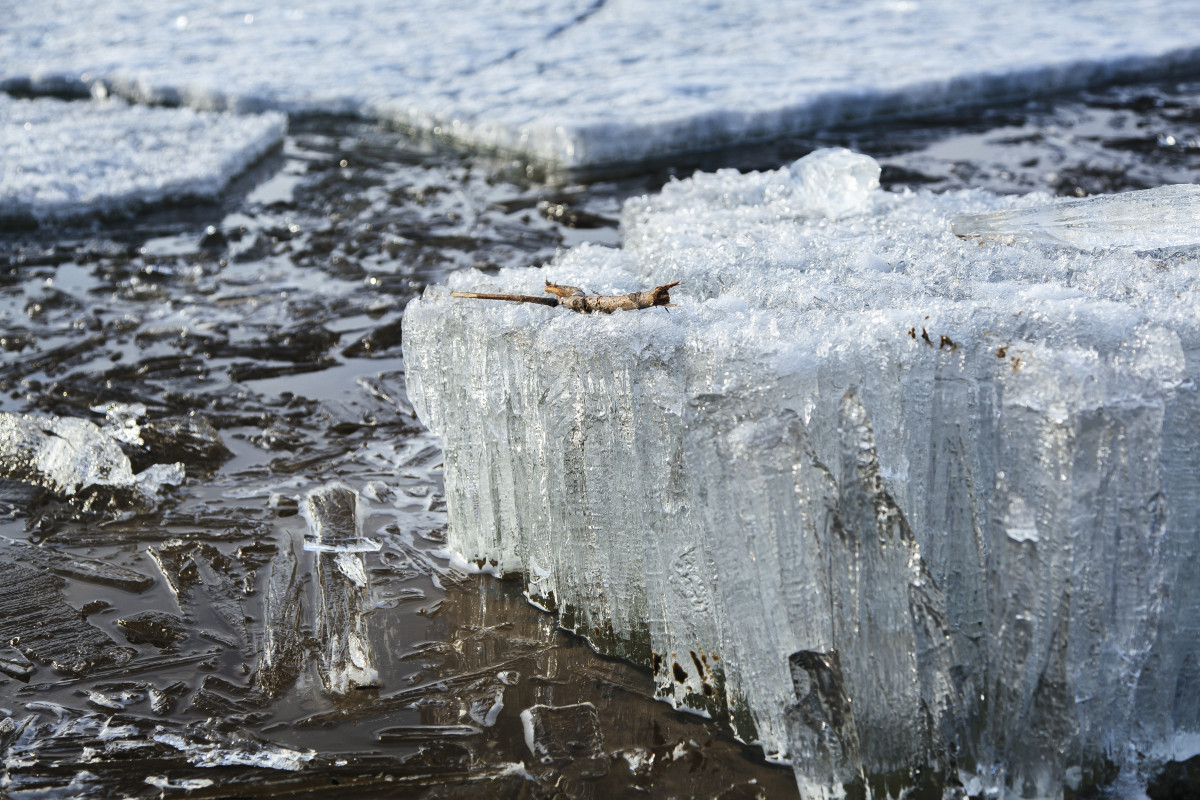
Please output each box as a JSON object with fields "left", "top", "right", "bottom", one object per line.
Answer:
{"left": 0, "top": 94, "right": 284, "bottom": 225}
{"left": 404, "top": 149, "right": 1200, "bottom": 796}
{"left": 3, "top": 0, "right": 1200, "bottom": 169}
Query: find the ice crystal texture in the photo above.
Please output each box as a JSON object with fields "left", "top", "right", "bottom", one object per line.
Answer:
{"left": 4, "top": 1, "right": 1200, "bottom": 168}
{"left": 405, "top": 150, "right": 1200, "bottom": 796}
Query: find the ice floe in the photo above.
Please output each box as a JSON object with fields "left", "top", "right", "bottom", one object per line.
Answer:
{"left": 3, "top": 1, "right": 1199, "bottom": 168}
{"left": 0, "top": 94, "right": 284, "bottom": 226}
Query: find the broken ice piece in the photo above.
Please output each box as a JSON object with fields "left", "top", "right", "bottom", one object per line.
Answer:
{"left": 951, "top": 183, "right": 1200, "bottom": 250}
{"left": 306, "top": 484, "right": 379, "bottom": 695}
{"left": 132, "top": 415, "right": 231, "bottom": 474}
{"left": 0, "top": 412, "right": 185, "bottom": 513}
{"left": 151, "top": 726, "right": 318, "bottom": 771}
{"left": 134, "top": 462, "right": 186, "bottom": 496}
{"left": 0, "top": 560, "right": 134, "bottom": 675}
{"left": 1, "top": 538, "right": 154, "bottom": 592}
{"left": 149, "top": 681, "right": 188, "bottom": 716}
{"left": 254, "top": 537, "right": 307, "bottom": 699}
{"left": 0, "top": 412, "right": 135, "bottom": 497}
{"left": 519, "top": 703, "right": 606, "bottom": 776}
{"left": 116, "top": 610, "right": 188, "bottom": 648}
{"left": 146, "top": 540, "right": 200, "bottom": 608}
{"left": 0, "top": 644, "right": 35, "bottom": 680}
{"left": 302, "top": 483, "right": 381, "bottom": 552}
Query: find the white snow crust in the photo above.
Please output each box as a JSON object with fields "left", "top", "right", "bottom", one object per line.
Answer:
{"left": 0, "top": 94, "right": 284, "bottom": 225}
{"left": 404, "top": 150, "right": 1200, "bottom": 796}
{"left": 4, "top": 1, "right": 1200, "bottom": 168}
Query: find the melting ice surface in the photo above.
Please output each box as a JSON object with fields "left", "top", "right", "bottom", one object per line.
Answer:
{"left": 405, "top": 149, "right": 1200, "bottom": 797}
{"left": 0, "top": 94, "right": 284, "bottom": 225}
{"left": 3, "top": 0, "right": 1200, "bottom": 168}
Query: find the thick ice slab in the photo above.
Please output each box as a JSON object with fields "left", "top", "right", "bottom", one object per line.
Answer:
{"left": 3, "top": 1, "right": 1199, "bottom": 168}
{"left": 0, "top": 95, "right": 284, "bottom": 225}
{"left": 404, "top": 150, "right": 1200, "bottom": 796}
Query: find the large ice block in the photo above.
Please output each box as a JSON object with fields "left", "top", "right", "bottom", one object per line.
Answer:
{"left": 404, "top": 150, "right": 1200, "bottom": 796}
{"left": 3, "top": 1, "right": 1200, "bottom": 169}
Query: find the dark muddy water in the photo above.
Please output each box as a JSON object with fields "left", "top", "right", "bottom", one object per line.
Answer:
{"left": 2, "top": 78, "right": 1199, "bottom": 799}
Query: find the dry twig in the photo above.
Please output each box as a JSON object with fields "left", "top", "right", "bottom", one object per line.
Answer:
{"left": 451, "top": 280, "right": 680, "bottom": 314}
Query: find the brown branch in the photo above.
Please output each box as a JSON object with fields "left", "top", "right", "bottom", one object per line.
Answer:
{"left": 448, "top": 291, "right": 559, "bottom": 307}
{"left": 450, "top": 280, "right": 681, "bottom": 314}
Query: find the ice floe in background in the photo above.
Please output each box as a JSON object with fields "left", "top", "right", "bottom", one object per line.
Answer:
{"left": 0, "top": 94, "right": 284, "bottom": 226}
{"left": 404, "top": 149, "right": 1200, "bottom": 797}
{"left": 4, "top": 0, "right": 1200, "bottom": 170}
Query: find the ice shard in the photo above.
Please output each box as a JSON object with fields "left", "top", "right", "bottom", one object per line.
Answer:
{"left": 404, "top": 149, "right": 1200, "bottom": 796}
{"left": 254, "top": 536, "right": 308, "bottom": 699}
{"left": 520, "top": 702, "right": 607, "bottom": 777}
{"left": 305, "top": 484, "right": 380, "bottom": 695}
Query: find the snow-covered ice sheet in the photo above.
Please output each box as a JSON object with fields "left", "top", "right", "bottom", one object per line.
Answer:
{"left": 0, "top": 94, "right": 284, "bottom": 225}
{"left": 4, "top": 1, "right": 1200, "bottom": 168}
{"left": 404, "top": 150, "right": 1200, "bottom": 796}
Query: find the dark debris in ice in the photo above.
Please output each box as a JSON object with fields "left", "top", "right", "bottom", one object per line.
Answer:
{"left": 115, "top": 610, "right": 188, "bottom": 648}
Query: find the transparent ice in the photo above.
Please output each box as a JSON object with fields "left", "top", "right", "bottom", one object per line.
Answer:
{"left": 952, "top": 184, "right": 1200, "bottom": 250}
{"left": 304, "top": 484, "right": 380, "bottom": 695}
{"left": 405, "top": 149, "right": 1200, "bottom": 797}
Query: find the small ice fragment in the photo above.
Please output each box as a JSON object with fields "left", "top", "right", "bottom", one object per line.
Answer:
{"left": 132, "top": 416, "right": 231, "bottom": 474}
{"left": 83, "top": 691, "right": 125, "bottom": 711}
{"left": 786, "top": 148, "right": 881, "bottom": 218}
{"left": 0, "top": 412, "right": 135, "bottom": 497}
{"left": 135, "top": 462, "right": 186, "bottom": 495}
{"left": 470, "top": 686, "right": 505, "bottom": 728}
{"left": 301, "top": 483, "right": 381, "bottom": 552}
{"left": 0, "top": 645, "right": 35, "bottom": 680}
{"left": 1002, "top": 496, "right": 1040, "bottom": 543}
{"left": 151, "top": 728, "right": 317, "bottom": 771}
{"left": 951, "top": 184, "right": 1200, "bottom": 250}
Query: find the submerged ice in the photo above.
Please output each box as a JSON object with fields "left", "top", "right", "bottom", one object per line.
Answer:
{"left": 404, "top": 150, "right": 1200, "bottom": 797}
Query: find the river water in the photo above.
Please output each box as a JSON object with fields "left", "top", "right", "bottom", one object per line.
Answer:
{"left": 2, "top": 78, "right": 1199, "bottom": 798}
